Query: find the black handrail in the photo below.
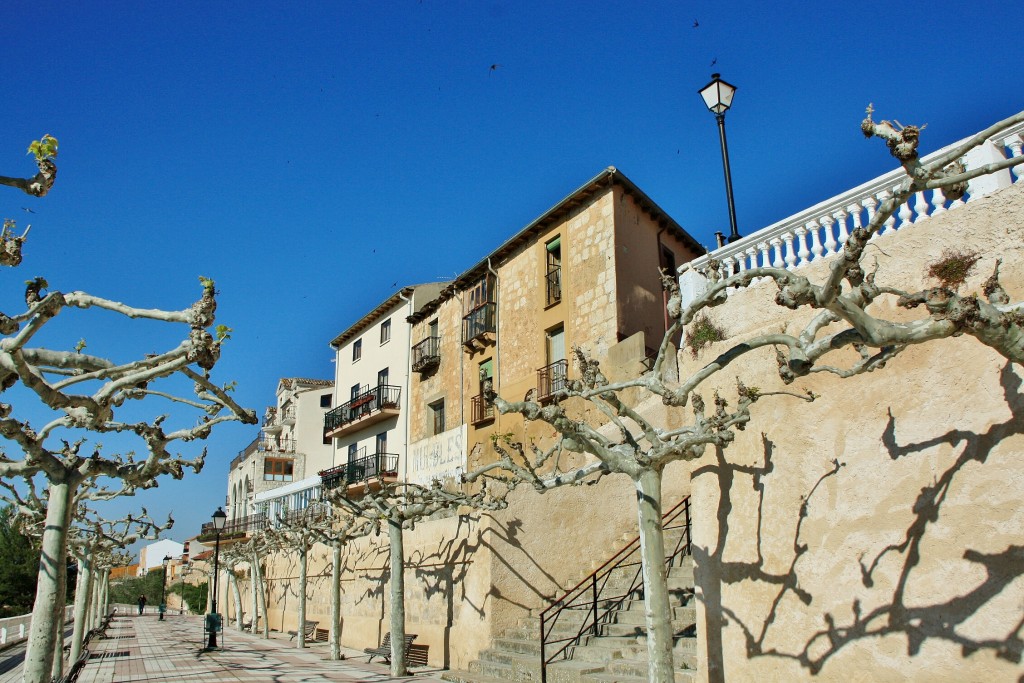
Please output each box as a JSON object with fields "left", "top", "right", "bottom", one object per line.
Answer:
{"left": 539, "top": 496, "right": 692, "bottom": 682}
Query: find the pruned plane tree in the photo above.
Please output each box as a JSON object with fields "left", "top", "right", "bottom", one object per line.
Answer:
{"left": 0, "top": 136, "right": 257, "bottom": 683}
{"left": 464, "top": 109, "right": 1024, "bottom": 682}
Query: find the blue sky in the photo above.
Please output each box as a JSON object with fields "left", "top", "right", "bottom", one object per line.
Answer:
{"left": 0, "top": 1, "right": 1018, "bottom": 552}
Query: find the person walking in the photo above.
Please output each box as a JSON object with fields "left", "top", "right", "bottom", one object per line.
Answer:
{"left": 138, "top": 594, "right": 147, "bottom": 615}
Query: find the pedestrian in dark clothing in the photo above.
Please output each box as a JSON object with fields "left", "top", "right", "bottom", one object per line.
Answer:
{"left": 138, "top": 594, "right": 147, "bottom": 615}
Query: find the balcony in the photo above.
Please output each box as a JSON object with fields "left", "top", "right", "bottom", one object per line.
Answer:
{"left": 319, "top": 452, "right": 400, "bottom": 491}
{"left": 262, "top": 407, "right": 281, "bottom": 432}
{"left": 278, "top": 501, "right": 332, "bottom": 527}
{"left": 462, "top": 302, "right": 496, "bottom": 351}
{"left": 412, "top": 336, "right": 441, "bottom": 373}
{"left": 323, "top": 384, "right": 401, "bottom": 438}
{"left": 198, "top": 512, "right": 268, "bottom": 542}
{"left": 280, "top": 406, "right": 296, "bottom": 425}
{"left": 538, "top": 359, "right": 568, "bottom": 403}
{"left": 470, "top": 393, "right": 494, "bottom": 425}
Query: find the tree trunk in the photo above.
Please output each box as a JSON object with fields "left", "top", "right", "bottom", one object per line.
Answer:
{"left": 90, "top": 567, "right": 102, "bottom": 629}
{"left": 23, "top": 479, "right": 74, "bottom": 683}
{"left": 100, "top": 569, "right": 110, "bottom": 623}
{"left": 249, "top": 561, "right": 259, "bottom": 633}
{"left": 230, "top": 570, "right": 243, "bottom": 630}
{"left": 388, "top": 518, "right": 408, "bottom": 676}
{"left": 297, "top": 542, "right": 308, "bottom": 649}
{"left": 69, "top": 555, "right": 94, "bottom": 663}
{"left": 251, "top": 550, "right": 270, "bottom": 638}
{"left": 330, "top": 539, "right": 342, "bottom": 660}
{"left": 635, "top": 468, "right": 675, "bottom": 683}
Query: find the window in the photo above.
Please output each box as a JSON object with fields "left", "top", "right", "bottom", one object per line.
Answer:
{"left": 546, "top": 237, "right": 562, "bottom": 306}
{"left": 348, "top": 443, "right": 358, "bottom": 462}
{"left": 376, "top": 431, "right": 388, "bottom": 454}
{"left": 380, "top": 319, "right": 391, "bottom": 345}
{"left": 377, "top": 367, "right": 389, "bottom": 387}
{"left": 350, "top": 384, "right": 361, "bottom": 401}
{"left": 352, "top": 338, "right": 362, "bottom": 362}
{"left": 320, "top": 393, "right": 332, "bottom": 408}
{"left": 429, "top": 399, "right": 445, "bottom": 436}
{"left": 479, "top": 359, "right": 493, "bottom": 391}
{"left": 429, "top": 319, "right": 439, "bottom": 339}
{"left": 539, "top": 325, "right": 568, "bottom": 401}
{"left": 263, "top": 458, "right": 294, "bottom": 482}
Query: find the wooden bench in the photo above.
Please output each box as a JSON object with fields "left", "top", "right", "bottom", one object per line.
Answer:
{"left": 364, "top": 631, "right": 417, "bottom": 664}
{"left": 288, "top": 620, "right": 318, "bottom": 641}
{"left": 314, "top": 627, "right": 329, "bottom": 642}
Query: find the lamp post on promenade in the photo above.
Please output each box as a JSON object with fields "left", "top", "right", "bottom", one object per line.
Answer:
{"left": 699, "top": 73, "right": 742, "bottom": 243}
{"left": 159, "top": 555, "right": 171, "bottom": 620}
{"left": 206, "top": 507, "right": 227, "bottom": 649}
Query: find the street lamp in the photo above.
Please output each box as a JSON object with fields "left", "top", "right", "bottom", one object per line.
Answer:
{"left": 699, "top": 73, "right": 742, "bottom": 244}
{"left": 207, "top": 507, "right": 227, "bottom": 649}
{"left": 159, "top": 555, "right": 171, "bottom": 620}
{"left": 179, "top": 562, "right": 189, "bottom": 615}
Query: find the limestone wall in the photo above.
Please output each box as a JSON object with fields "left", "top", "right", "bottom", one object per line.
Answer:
{"left": 676, "top": 182, "right": 1024, "bottom": 682}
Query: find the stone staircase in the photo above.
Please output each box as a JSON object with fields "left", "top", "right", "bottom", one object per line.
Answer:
{"left": 444, "top": 533, "right": 697, "bottom": 683}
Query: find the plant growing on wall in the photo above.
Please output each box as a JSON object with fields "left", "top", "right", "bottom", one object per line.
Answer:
{"left": 466, "top": 109, "right": 1024, "bottom": 682}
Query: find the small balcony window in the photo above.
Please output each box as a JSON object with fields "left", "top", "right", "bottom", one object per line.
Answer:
{"left": 546, "top": 237, "right": 562, "bottom": 306}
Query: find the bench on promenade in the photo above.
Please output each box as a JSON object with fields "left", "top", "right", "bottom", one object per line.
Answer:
{"left": 287, "top": 620, "right": 318, "bottom": 642}
{"left": 364, "top": 632, "right": 418, "bottom": 664}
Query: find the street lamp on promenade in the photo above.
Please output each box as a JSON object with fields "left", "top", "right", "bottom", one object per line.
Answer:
{"left": 159, "top": 555, "right": 171, "bottom": 620}
{"left": 206, "top": 507, "right": 227, "bottom": 649}
{"left": 699, "top": 73, "right": 742, "bottom": 243}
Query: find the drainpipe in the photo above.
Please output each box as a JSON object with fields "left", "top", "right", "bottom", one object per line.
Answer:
{"left": 398, "top": 289, "right": 413, "bottom": 483}
{"left": 487, "top": 258, "right": 500, "bottom": 402}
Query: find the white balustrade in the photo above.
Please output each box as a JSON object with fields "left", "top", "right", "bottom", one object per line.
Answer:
{"left": 681, "top": 118, "right": 1024, "bottom": 297}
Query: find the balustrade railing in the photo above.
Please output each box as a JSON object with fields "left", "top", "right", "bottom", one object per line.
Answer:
{"left": 324, "top": 385, "right": 401, "bottom": 432}
{"left": 680, "top": 122, "right": 1024, "bottom": 303}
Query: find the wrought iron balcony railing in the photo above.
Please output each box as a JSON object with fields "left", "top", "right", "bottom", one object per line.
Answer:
{"left": 538, "top": 359, "right": 568, "bottom": 402}
{"left": 319, "top": 452, "right": 400, "bottom": 490}
{"left": 412, "top": 336, "right": 441, "bottom": 373}
{"left": 470, "top": 393, "right": 494, "bottom": 425}
{"left": 324, "top": 384, "right": 401, "bottom": 433}
{"left": 199, "top": 512, "right": 267, "bottom": 539}
{"left": 546, "top": 265, "right": 562, "bottom": 306}
{"left": 462, "top": 302, "right": 496, "bottom": 345}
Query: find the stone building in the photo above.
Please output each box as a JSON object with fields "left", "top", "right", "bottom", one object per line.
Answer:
{"left": 404, "top": 166, "right": 703, "bottom": 483}
{"left": 226, "top": 377, "right": 334, "bottom": 522}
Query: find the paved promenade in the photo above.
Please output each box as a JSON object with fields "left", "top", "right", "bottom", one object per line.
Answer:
{"left": 2, "top": 613, "right": 450, "bottom": 683}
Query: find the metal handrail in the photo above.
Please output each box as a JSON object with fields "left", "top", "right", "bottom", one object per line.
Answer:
{"left": 539, "top": 496, "right": 692, "bottom": 682}
{"left": 470, "top": 393, "right": 494, "bottom": 424}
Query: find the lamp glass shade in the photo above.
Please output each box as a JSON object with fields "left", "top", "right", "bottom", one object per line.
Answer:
{"left": 699, "top": 74, "right": 737, "bottom": 115}
{"left": 212, "top": 507, "right": 228, "bottom": 530}
{"left": 162, "top": 554, "right": 171, "bottom": 566}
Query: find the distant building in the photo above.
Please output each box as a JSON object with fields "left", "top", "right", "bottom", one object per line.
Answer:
{"left": 137, "top": 539, "right": 184, "bottom": 576}
{"left": 226, "top": 377, "right": 335, "bottom": 521}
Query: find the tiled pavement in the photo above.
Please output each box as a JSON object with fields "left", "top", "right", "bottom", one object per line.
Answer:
{"left": 2, "top": 614, "right": 450, "bottom": 683}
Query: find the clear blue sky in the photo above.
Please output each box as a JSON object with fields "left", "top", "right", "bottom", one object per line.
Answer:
{"left": 0, "top": 1, "right": 1018, "bottom": 553}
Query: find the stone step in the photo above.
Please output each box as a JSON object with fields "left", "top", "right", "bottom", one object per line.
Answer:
{"left": 494, "top": 636, "right": 542, "bottom": 655}
{"left": 614, "top": 609, "right": 696, "bottom": 629}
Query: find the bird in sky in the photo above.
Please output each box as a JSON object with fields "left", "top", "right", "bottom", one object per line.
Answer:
{"left": 692, "top": 20, "right": 699, "bottom": 28}
{"left": 710, "top": 57, "right": 717, "bottom": 66}
{"left": 489, "top": 64, "right": 501, "bottom": 74}
{"left": 21, "top": 207, "right": 35, "bottom": 213}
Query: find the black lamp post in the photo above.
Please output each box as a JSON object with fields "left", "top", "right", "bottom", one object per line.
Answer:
{"left": 159, "top": 554, "right": 171, "bottom": 620}
{"left": 699, "top": 73, "right": 741, "bottom": 244}
{"left": 207, "top": 507, "right": 227, "bottom": 649}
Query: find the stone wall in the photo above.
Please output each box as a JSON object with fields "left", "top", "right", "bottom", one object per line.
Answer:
{"left": 675, "top": 182, "right": 1024, "bottom": 682}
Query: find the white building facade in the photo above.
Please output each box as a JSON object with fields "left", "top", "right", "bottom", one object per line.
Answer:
{"left": 227, "top": 377, "right": 334, "bottom": 522}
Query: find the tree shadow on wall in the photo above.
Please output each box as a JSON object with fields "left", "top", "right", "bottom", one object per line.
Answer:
{"left": 696, "top": 362, "right": 1024, "bottom": 681}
